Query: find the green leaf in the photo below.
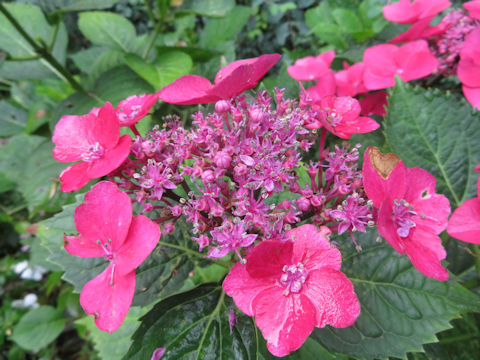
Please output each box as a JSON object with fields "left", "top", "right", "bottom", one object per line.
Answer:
{"left": 11, "top": 306, "right": 66, "bottom": 351}
{"left": 0, "top": 134, "right": 71, "bottom": 214}
{"left": 71, "top": 47, "right": 126, "bottom": 84}
{"left": 125, "top": 51, "right": 193, "bottom": 90}
{"left": 311, "top": 230, "right": 480, "bottom": 359}
{"left": 332, "top": 8, "right": 363, "bottom": 33}
{"left": 78, "top": 11, "right": 136, "bottom": 52}
{"left": 76, "top": 306, "right": 148, "bottom": 360}
{"left": 124, "top": 285, "right": 258, "bottom": 360}
{"left": 199, "top": 5, "right": 253, "bottom": 50}
{"left": 0, "top": 3, "right": 68, "bottom": 79}
{"left": 18, "top": 0, "right": 121, "bottom": 12}
{"left": 305, "top": 3, "right": 348, "bottom": 50}
{"left": 177, "top": 0, "right": 236, "bottom": 18}
{"left": 156, "top": 46, "right": 219, "bottom": 63}
{"left": 384, "top": 79, "right": 480, "bottom": 207}
{"left": 0, "top": 101, "right": 27, "bottom": 136}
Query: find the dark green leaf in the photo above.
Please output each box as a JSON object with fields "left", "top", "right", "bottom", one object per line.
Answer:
{"left": 11, "top": 306, "right": 66, "bottom": 351}
{"left": 0, "top": 101, "right": 27, "bottom": 136}
{"left": 156, "top": 46, "right": 219, "bottom": 63}
{"left": 384, "top": 79, "right": 480, "bottom": 207}
{"left": 305, "top": 3, "right": 348, "bottom": 50}
{"left": 177, "top": 0, "right": 235, "bottom": 18}
{"left": 124, "top": 285, "right": 258, "bottom": 360}
{"left": 78, "top": 11, "right": 136, "bottom": 52}
{"left": 125, "top": 51, "right": 193, "bottom": 90}
{"left": 311, "top": 230, "right": 480, "bottom": 359}
{"left": 332, "top": 8, "right": 363, "bottom": 33}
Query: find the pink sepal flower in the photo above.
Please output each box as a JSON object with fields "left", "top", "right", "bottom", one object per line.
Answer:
{"left": 447, "top": 171, "right": 480, "bottom": 244}
{"left": 316, "top": 96, "right": 380, "bottom": 139}
{"left": 223, "top": 224, "right": 360, "bottom": 357}
{"left": 287, "top": 51, "right": 336, "bottom": 81}
{"left": 362, "top": 147, "right": 451, "bottom": 281}
{"left": 335, "top": 62, "right": 368, "bottom": 97}
{"left": 389, "top": 16, "right": 448, "bottom": 43}
{"left": 363, "top": 40, "right": 438, "bottom": 90}
{"left": 52, "top": 102, "right": 132, "bottom": 192}
{"left": 383, "top": 0, "right": 451, "bottom": 24}
{"left": 116, "top": 93, "right": 159, "bottom": 127}
{"left": 464, "top": 0, "right": 480, "bottom": 19}
{"left": 64, "top": 181, "right": 161, "bottom": 332}
{"left": 359, "top": 91, "right": 389, "bottom": 116}
{"left": 458, "top": 28, "right": 480, "bottom": 109}
{"left": 304, "top": 70, "right": 336, "bottom": 101}
{"left": 158, "top": 54, "right": 281, "bottom": 105}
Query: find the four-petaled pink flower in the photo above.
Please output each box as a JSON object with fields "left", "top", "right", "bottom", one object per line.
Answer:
{"left": 116, "top": 93, "right": 159, "bottom": 127}
{"left": 362, "top": 147, "right": 451, "bottom": 281}
{"left": 382, "top": 0, "right": 451, "bottom": 24}
{"left": 52, "top": 102, "right": 132, "bottom": 192}
{"left": 64, "top": 181, "right": 160, "bottom": 332}
{"left": 447, "top": 168, "right": 480, "bottom": 244}
{"left": 223, "top": 224, "right": 360, "bottom": 357}
{"left": 158, "top": 54, "right": 281, "bottom": 105}
{"left": 287, "top": 50, "right": 335, "bottom": 81}
{"left": 363, "top": 40, "right": 438, "bottom": 90}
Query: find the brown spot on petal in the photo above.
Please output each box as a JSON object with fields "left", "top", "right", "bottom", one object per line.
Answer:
{"left": 368, "top": 147, "right": 401, "bottom": 180}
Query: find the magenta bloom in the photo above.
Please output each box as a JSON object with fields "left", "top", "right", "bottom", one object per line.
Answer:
{"left": 314, "top": 96, "right": 380, "bottom": 139}
{"left": 335, "top": 62, "right": 367, "bottom": 97}
{"left": 116, "top": 93, "right": 159, "bottom": 127}
{"left": 223, "top": 224, "right": 360, "bottom": 357}
{"left": 389, "top": 16, "right": 448, "bottom": 43}
{"left": 464, "top": 0, "right": 480, "bottom": 19}
{"left": 458, "top": 28, "right": 480, "bottom": 109}
{"left": 447, "top": 171, "right": 480, "bottom": 244}
{"left": 362, "top": 147, "right": 451, "bottom": 281}
{"left": 158, "top": 54, "right": 281, "bottom": 105}
{"left": 64, "top": 181, "right": 160, "bottom": 332}
{"left": 358, "top": 91, "right": 389, "bottom": 116}
{"left": 363, "top": 40, "right": 438, "bottom": 90}
{"left": 304, "top": 70, "right": 336, "bottom": 101}
{"left": 383, "top": 0, "right": 451, "bottom": 24}
{"left": 287, "top": 51, "right": 335, "bottom": 81}
{"left": 52, "top": 102, "right": 132, "bottom": 192}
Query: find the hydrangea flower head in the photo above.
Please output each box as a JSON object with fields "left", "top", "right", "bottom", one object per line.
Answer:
{"left": 52, "top": 102, "right": 132, "bottom": 192}
{"left": 64, "top": 181, "right": 160, "bottom": 332}
{"left": 363, "top": 147, "right": 450, "bottom": 281}
{"left": 223, "top": 224, "right": 360, "bottom": 357}
{"left": 158, "top": 54, "right": 281, "bottom": 105}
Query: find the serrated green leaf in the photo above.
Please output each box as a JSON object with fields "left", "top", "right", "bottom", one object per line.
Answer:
{"left": 384, "top": 79, "right": 480, "bottom": 207}
{"left": 76, "top": 306, "right": 147, "bottom": 360}
{"left": 78, "top": 11, "right": 136, "bottom": 52}
{"left": 177, "top": 0, "right": 236, "bottom": 18}
{"left": 11, "top": 305, "right": 66, "bottom": 351}
{"left": 125, "top": 51, "right": 193, "bottom": 90}
{"left": 124, "top": 285, "right": 258, "bottom": 360}
{"left": 311, "top": 230, "right": 480, "bottom": 359}
{"left": 0, "top": 3, "right": 68, "bottom": 80}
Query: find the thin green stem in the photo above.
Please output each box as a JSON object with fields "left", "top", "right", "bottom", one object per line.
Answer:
{"left": 47, "top": 21, "right": 60, "bottom": 52}
{"left": 6, "top": 54, "right": 41, "bottom": 61}
{"left": 472, "top": 245, "right": 480, "bottom": 277}
{"left": 0, "top": 3, "right": 86, "bottom": 93}
{"left": 143, "top": 0, "right": 156, "bottom": 25}
{"left": 157, "top": 240, "right": 231, "bottom": 269}
{"left": 142, "top": 21, "right": 162, "bottom": 59}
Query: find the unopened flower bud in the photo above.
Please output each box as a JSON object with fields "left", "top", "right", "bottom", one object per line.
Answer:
{"left": 214, "top": 151, "right": 232, "bottom": 169}
{"left": 215, "top": 100, "right": 230, "bottom": 113}
{"left": 297, "top": 196, "right": 311, "bottom": 211}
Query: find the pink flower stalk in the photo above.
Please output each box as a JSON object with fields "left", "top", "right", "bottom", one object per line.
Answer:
{"left": 310, "top": 96, "right": 380, "bottom": 139}
{"left": 157, "top": 54, "right": 281, "bottom": 105}
{"left": 363, "top": 40, "right": 438, "bottom": 90}
{"left": 362, "top": 147, "right": 451, "bottom": 281}
{"left": 458, "top": 28, "right": 480, "bottom": 109}
{"left": 383, "top": 0, "right": 451, "bottom": 24}
{"left": 447, "top": 169, "right": 480, "bottom": 244}
{"left": 52, "top": 102, "right": 132, "bottom": 192}
{"left": 116, "top": 93, "right": 159, "bottom": 127}
{"left": 223, "top": 224, "right": 360, "bottom": 357}
{"left": 287, "top": 51, "right": 335, "bottom": 81}
{"left": 63, "top": 181, "right": 160, "bottom": 332}
{"left": 464, "top": 0, "right": 480, "bottom": 19}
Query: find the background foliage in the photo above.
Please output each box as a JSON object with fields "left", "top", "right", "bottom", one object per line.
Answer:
{"left": 0, "top": 0, "right": 479, "bottom": 359}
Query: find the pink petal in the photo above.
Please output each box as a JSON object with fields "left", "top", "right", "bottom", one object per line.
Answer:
{"left": 460, "top": 27, "right": 480, "bottom": 60}
{"left": 288, "top": 225, "right": 342, "bottom": 271}
{"left": 288, "top": 56, "right": 329, "bottom": 81}
{"left": 398, "top": 40, "right": 438, "bottom": 81}
{"left": 92, "top": 102, "right": 120, "bottom": 150}
{"left": 80, "top": 265, "right": 136, "bottom": 333}
{"left": 377, "top": 200, "right": 406, "bottom": 254}
{"left": 246, "top": 240, "right": 293, "bottom": 278}
{"left": 214, "top": 54, "right": 281, "bottom": 85}
{"left": 223, "top": 262, "right": 275, "bottom": 316}
{"left": 64, "top": 233, "right": 105, "bottom": 258}
{"left": 59, "top": 162, "right": 91, "bottom": 192}
{"left": 115, "top": 215, "right": 161, "bottom": 275}
{"left": 458, "top": 57, "right": 480, "bottom": 88}
{"left": 447, "top": 197, "right": 480, "bottom": 244}
{"left": 318, "top": 50, "right": 336, "bottom": 68}
{"left": 157, "top": 75, "right": 218, "bottom": 105}
{"left": 404, "top": 230, "right": 449, "bottom": 281}
{"left": 335, "top": 62, "right": 367, "bottom": 97}
{"left": 389, "top": 17, "right": 440, "bottom": 43}
{"left": 305, "top": 70, "right": 336, "bottom": 101}
{"left": 383, "top": 0, "right": 451, "bottom": 24}
{"left": 464, "top": 0, "right": 480, "bottom": 19}
{"left": 208, "top": 64, "right": 258, "bottom": 99}
{"left": 462, "top": 85, "right": 480, "bottom": 110}
{"left": 116, "top": 93, "right": 159, "bottom": 127}
{"left": 74, "top": 181, "right": 132, "bottom": 251}
{"left": 52, "top": 114, "right": 97, "bottom": 162}
{"left": 86, "top": 134, "right": 132, "bottom": 178}
{"left": 253, "top": 286, "right": 315, "bottom": 357}
{"left": 359, "top": 91, "right": 388, "bottom": 116}
{"left": 302, "top": 268, "right": 360, "bottom": 328}
{"left": 363, "top": 44, "right": 399, "bottom": 90}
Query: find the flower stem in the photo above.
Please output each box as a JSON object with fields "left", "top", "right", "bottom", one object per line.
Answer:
{"left": 157, "top": 240, "right": 231, "bottom": 268}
